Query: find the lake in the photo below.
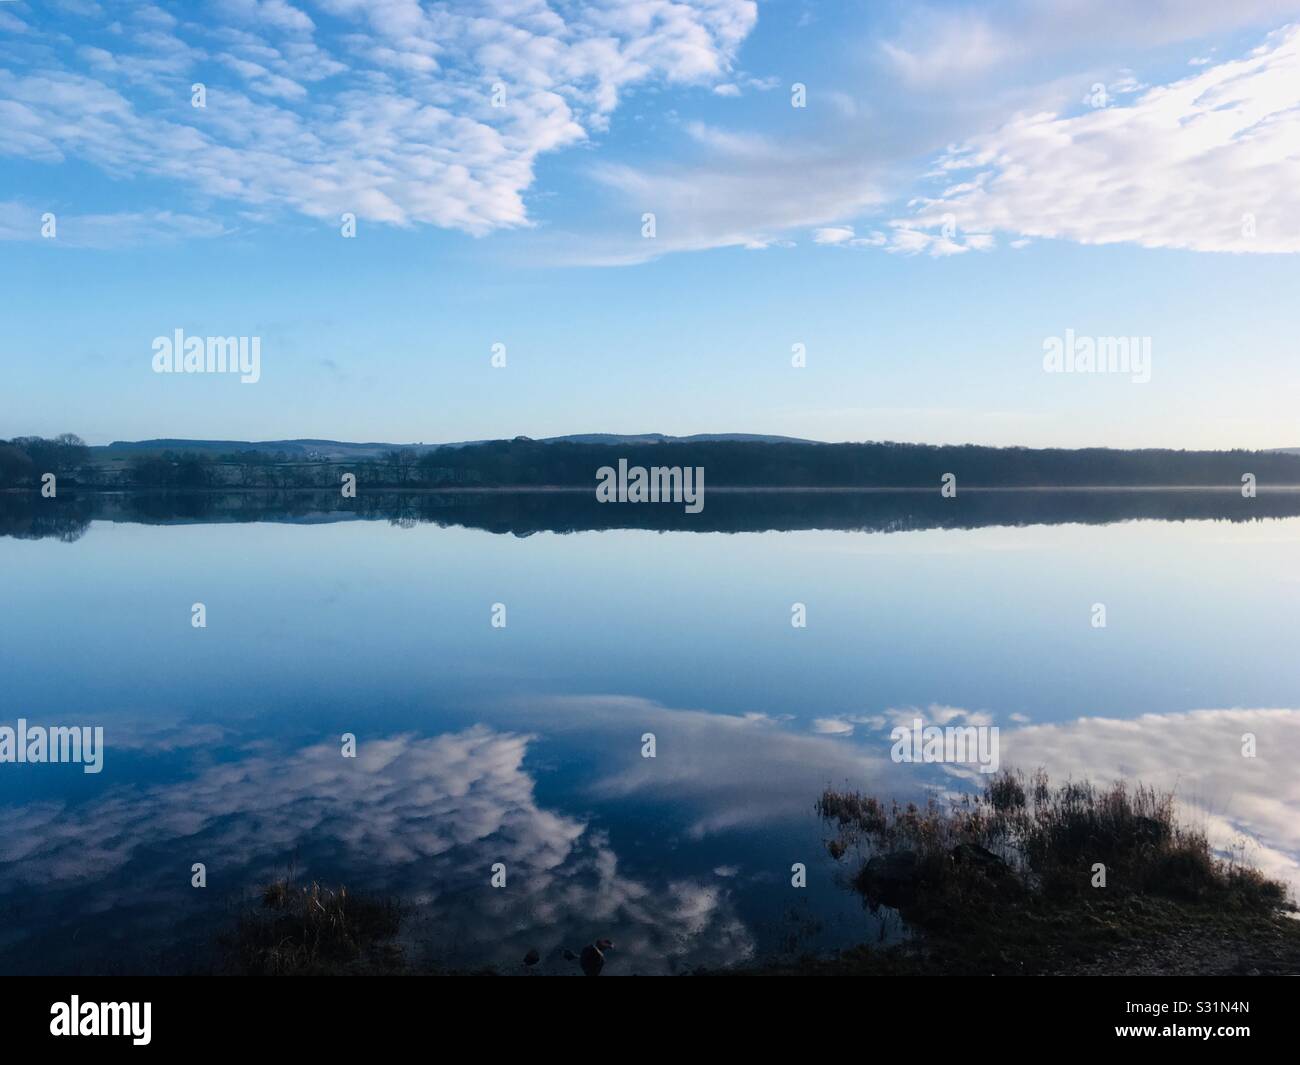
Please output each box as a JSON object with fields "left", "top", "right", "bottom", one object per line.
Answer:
{"left": 2, "top": 490, "right": 1298, "bottom": 974}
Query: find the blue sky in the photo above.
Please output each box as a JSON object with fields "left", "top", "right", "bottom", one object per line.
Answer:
{"left": 2, "top": 0, "right": 1299, "bottom": 448}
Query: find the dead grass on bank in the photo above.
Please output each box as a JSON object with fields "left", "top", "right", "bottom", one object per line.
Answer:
{"left": 820, "top": 770, "right": 1286, "bottom": 911}
{"left": 220, "top": 878, "right": 404, "bottom": 975}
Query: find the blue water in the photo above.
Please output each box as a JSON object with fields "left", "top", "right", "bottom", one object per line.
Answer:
{"left": 1, "top": 504, "right": 1298, "bottom": 973}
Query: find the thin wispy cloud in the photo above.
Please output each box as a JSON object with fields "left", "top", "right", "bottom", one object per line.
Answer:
{"left": 884, "top": 24, "right": 1300, "bottom": 255}
{"left": 879, "top": 0, "right": 1300, "bottom": 88}
{"left": 0, "top": 200, "right": 228, "bottom": 247}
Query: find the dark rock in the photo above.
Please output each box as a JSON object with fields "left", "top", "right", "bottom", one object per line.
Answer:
{"left": 951, "top": 842, "right": 1010, "bottom": 876}
{"left": 580, "top": 939, "right": 612, "bottom": 977}
{"left": 860, "top": 850, "right": 921, "bottom": 907}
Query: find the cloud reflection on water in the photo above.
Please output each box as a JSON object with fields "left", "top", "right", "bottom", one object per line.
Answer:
{"left": 0, "top": 701, "right": 1295, "bottom": 973}
{"left": 0, "top": 722, "right": 762, "bottom": 974}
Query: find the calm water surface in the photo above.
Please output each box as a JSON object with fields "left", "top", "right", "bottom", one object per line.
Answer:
{"left": 2, "top": 493, "right": 1298, "bottom": 973}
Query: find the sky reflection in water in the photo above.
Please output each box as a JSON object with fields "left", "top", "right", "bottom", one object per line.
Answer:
{"left": 1, "top": 505, "right": 1298, "bottom": 973}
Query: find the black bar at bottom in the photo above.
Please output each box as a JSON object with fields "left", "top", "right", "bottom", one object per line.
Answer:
{"left": 0, "top": 975, "right": 1289, "bottom": 1051}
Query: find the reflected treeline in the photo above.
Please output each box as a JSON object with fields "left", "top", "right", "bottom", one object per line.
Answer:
{"left": 0, "top": 492, "right": 101, "bottom": 542}
{"left": 5, "top": 487, "right": 1300, "bottom": 540}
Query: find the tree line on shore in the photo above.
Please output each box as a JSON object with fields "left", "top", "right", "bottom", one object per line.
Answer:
{"left": 5, "top": 433, "right": 1300, "bottom": 490}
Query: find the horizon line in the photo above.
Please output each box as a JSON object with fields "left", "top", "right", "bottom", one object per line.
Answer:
{"left": 12, "top": 433, "right": 1300, "bottom": 455}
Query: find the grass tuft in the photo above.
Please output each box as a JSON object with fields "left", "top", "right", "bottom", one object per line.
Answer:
{"left": 221, "top": 878, "right": 403, "bottom": 976}
{"left": 812, "top": 770, "right": 1297, "bottom": 974}
{"left": 820, "top": 770, "right": 1287, "bottom": 910}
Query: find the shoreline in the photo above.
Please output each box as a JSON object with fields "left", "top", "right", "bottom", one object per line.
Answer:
{"left": 8, "top": 484, "right": 1300, "bottom": 495}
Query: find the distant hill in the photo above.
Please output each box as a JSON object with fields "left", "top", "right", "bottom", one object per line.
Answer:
{"left": 95, "top": 433, "right": 816, "bottom": 460}
{"left": 98, "top": 438, "right": 416, "bottom": 461}
{"left": 537, "top": 433, "right": 818, "bottom": 446}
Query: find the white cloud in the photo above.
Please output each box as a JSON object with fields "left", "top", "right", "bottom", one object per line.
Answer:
{"left": 882, "top": 12, "right": 1014, "bottom": 88}
{"left": 0, "top": 200, "right": 229, "bottom": 247}
{"left": 811, "top": 221, "right": 949, "bottom": 254}
{"left": 881, "top": 1, "right": 1300, "bottom": 89}
{"left": 583, "top": 6, "right": 1300, "bottom": 264}
{"left": 889, "top": 25, "right": 1300, "bottom": 254}
{"left": 876, "top": 704, "right": 996, "bottom": 728}
{"left": 812, "top": 226, "right": 854, "bottom": 245}
{"left": 569, "top": 112, "right": 892, "bottom": 263}
{"left": 806, "top": 222, "right": 889, "bottom": 249}
{"left": 0, "top": 0, "right": 758, "bottom": 237}
{"left": 219, "top": 0, "right": 316, "bottom": 35}
{"left": 574, "top": 144, "right": 887, "bottom": 262}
